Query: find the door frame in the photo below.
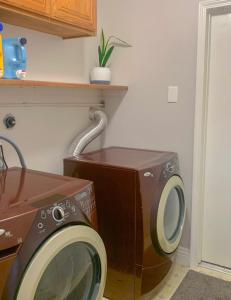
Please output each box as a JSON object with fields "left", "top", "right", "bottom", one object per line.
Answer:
{"left": 191, "top": 0, "right": 231, "bottom": 268}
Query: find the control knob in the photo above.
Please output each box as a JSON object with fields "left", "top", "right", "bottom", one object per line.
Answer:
{"left": 52, "top": 206, "right": 65, "bottom": 222}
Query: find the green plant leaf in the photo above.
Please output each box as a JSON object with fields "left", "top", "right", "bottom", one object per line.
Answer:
{"left": 101, "top": 30, "right": 105, "bottom": 54}
{"left": 98, "top": 46, "right": 103, "bottom": 66}
{"left": 104, "top": 37, "right": 110, "bottom": 55}
{"left": 101, "top": 46, "right": 114, "bottom": 67}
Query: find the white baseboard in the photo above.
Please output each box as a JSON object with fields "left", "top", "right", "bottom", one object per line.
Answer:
{"left": 175, "top": 246, "right": 190, "bottom": 266}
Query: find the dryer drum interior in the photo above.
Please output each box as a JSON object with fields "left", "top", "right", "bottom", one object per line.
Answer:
{"left": 16, "top": 226, "right": 107, "bottom": 300}
{"left": 156, "top": 176, "right": 186, "bottom": 254}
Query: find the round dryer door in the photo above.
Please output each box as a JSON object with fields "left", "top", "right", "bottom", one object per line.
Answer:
{"left": 157, "top": 176, "right": 186, "bottom": 254}
{"left": 16, "top": 226, "right": 107, "bottom": 300}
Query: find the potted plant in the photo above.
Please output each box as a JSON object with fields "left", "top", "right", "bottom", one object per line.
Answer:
{"left": 90, "top": 30, "right": 131, "bottom": 85}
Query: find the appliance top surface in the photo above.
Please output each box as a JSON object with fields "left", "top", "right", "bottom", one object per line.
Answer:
{"left": 69, "top": 147, "right": 176, "bottom": 169}
{"left": 0, "top": 167, "right": 91, "bottom": 219}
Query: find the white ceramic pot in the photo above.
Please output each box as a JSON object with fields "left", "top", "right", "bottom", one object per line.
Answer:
{"left": 90, "top": 67, "right": 111, "bottom": 85}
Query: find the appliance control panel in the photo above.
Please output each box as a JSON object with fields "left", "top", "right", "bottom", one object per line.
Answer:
{"left": 162, "top": 158, "right": 179, "bottom": 179}
{"left": 36, "top": 185, "right": 95, "bottom": 234}
{"left": 73, "top": 185, "right": 96, "bottom": 217}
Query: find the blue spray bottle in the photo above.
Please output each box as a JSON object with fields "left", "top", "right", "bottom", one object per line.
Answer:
{"left": 3, "top": 37, "right": 27, "bottom": 79}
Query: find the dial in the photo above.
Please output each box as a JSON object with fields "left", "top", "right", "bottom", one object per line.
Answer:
{"left": 52, "top": 206, "right": 65, "bottom": 222}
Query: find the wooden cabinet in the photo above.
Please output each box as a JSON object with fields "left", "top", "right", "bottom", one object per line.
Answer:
{"left": 0, "top": 0, "right": 50, "bottom": 16}
{"left": 51, "top": 0, "right": 96, "bottom": 32}
{"left": 0, "top": 0, "right": 96, "bottom": 38}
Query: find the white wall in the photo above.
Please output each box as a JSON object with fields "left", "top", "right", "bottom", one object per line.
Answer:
{"left": 0, "top": 1, "right": 200, "bottom": 249}
{"left": 101, "top": 0, "right": 200, "bottom": 249}
{"left": 0, "top": 87, "right": 102, "bottom": 173}
{"left": 0, "top": 20, "right": 101, "bottom": 174}
{"left": 3, "top": 24, "right": 85, "bottom": 82}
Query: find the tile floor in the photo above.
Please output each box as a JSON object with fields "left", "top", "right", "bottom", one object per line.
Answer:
{"left": 148, "top": 264, "right": 188, "bottom": 300}
{"left": 103, "top": 264, "right": 188, "bottom": 300}
{"left": 103, "top": 263, "right": 231, "bottom": 300}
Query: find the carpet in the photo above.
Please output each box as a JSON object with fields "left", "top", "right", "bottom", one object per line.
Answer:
{"left": 171, "top": 270, "right": 231, "bottom": 300}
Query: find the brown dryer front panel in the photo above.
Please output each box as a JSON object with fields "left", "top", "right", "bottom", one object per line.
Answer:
{"left": 64, "top": 147, "right": 178, "bottom": 299}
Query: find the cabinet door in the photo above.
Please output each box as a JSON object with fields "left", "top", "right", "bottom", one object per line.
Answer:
{"left": 0, "top": 0, "right": 50, "bottom": 16}
{"left": 51, "top": 0, "right": 96, "bottom": 33}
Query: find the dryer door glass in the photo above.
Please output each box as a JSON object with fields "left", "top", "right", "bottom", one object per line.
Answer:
{"left": 156, "top": 176, "right": 185, "bottom": 254}
{"left": 16, "top": 226, "right": 106, "bottom": 300}
{"left": 164, "top": 188, "right": 181, "bottom": 241}
{"left": 34, "top": 242, "right": 101, "bottom": 300}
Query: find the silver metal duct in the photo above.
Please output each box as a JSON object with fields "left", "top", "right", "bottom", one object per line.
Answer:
{"left": 70, "top": 109, "right": 108, "bottom": 157}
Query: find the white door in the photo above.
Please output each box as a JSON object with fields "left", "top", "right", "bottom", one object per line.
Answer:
{"left": 202, "top": 12, "right": 231, "bottom": 268}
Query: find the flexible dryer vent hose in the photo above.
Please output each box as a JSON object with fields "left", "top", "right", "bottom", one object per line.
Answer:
{"left": 70, "top": 109, "right": 108, "bottom": 157}
{"left": 0, "top": 135, "right": 26, "bottom": 168}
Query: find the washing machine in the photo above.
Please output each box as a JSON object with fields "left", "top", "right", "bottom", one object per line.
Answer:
{"left": 0, "top": 167, "right": 107, "bottom": 300}
{"left": 64, "top": 147, "right": 186, "bottom": 300}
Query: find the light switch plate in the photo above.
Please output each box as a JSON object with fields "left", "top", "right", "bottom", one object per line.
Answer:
{"left": 168, "top": 86, "right": 178, "bottom": 103}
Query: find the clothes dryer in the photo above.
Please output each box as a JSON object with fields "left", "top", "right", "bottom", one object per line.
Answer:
{"left": 64, "top": 147, "right": 186, "bottom": 299}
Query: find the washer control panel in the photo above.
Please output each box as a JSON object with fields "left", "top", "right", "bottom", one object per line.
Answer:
{"left": 74, "top": 185, "right": 95, "bottom": 217}
{"left": 36, "top": 185, "right": 95, "bottom": 234}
